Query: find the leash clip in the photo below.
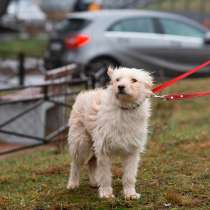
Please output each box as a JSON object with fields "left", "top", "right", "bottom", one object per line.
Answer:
{"left": 152, "top": 94, "right": 166, "bottom": 100}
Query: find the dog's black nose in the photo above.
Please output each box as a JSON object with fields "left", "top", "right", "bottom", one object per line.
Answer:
{"left": 118, "top": 85, "right": 125, "bottom": 91}
{"left": 118, "top": 85, "right": 125, "bottom": 93}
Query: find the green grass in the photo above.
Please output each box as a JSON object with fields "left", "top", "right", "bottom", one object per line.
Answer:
{"left": 0, "top": 37, "right": 47, "bottom": 58}
{"left": 142, "top": 0, "right": 210, "bottom": 13}
{"left": 1, "top": 78, "right": 210, "bottom": 209}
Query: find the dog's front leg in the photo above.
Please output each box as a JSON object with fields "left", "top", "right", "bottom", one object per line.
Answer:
{"left": 122, "top": 150, "right": 140, "bottom": 200}
{"left": 96, "top": 155, "right": 114, "bottom": 199}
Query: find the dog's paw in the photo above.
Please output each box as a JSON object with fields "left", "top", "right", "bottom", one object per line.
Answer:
{"left": 124, "top": 192, "right": 141, "bottom": 200}
{"left": 89, "top": 181, "right": 98, "bottom": 188}
{"left": 124, "top": 188, "right": 141, "bottom": 200}
{"left": 89, "top": 176, "right": 98, "bottom": 188}
{"left": 99, "top": 187, "right": 115, "bottom": 199}
{"left": 67, "top": 181, "right": 79, "bottom": 190}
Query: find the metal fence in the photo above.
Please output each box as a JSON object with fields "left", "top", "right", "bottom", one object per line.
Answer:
{"left": 0, "top": 51, "right": 44, "bottom": 88}
{"left": 0, "top": 64, "right": 89, "bottom": 156}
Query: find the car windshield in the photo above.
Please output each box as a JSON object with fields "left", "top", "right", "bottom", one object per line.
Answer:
{"left": 55, "top": 18, "right": 90, "bottom": 34}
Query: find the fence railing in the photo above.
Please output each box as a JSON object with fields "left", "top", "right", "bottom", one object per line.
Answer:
{"left": 0, "top": 64, "right": 89, "bottom": 156}
{"left": 0, "top": 51, "right": 44, "bottom": 88}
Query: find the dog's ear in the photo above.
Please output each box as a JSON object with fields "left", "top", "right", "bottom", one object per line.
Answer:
{"left": 144, "top": 82, "right": 152, "bottom": 89}
{"left": 144, "top": 73, "right": 153, "bottom": 89}
{"left": 143, "top": 73, "right": 154, "bottom": 97}
{"left": 107, "top": 66, "right": 114, "bottom": 78}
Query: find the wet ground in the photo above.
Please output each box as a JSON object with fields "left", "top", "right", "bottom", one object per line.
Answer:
{"left": 0, "top": 143, "right": 23, "bottom": 157}
{"left": 0, "top": 57, "right": 45, "bottom": 88}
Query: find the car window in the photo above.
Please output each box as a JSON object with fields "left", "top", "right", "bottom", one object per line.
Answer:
{"left": 56, "top": 18, "right": 90, "bottom": 34}
{"left": 108, "top": 18, "right": 155, "bottom": 33}
{"left": 159, "top": 18, "right": 205, "bottom": 38}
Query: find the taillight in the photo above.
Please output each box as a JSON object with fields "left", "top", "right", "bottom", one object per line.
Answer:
{"left": 65, "top": 34, "right": 90, "bottom": 49}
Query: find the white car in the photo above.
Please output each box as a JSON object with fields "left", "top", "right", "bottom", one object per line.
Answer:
{"left": 44, "top": 10, "right": 210, "bottom": 78}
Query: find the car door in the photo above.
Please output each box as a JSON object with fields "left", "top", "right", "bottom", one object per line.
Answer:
{"left": 150, "top": 17, "right": 210, "bottom": 76}
{"left": 105, "top": 17, "right": 167, "bottom": 69}
{"left": 105, "top": 15, "right": 210, "bottom": 77}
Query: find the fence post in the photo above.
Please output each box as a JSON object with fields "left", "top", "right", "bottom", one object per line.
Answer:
{"left": 18, "top": 52, "right": 25, "bottom": 86}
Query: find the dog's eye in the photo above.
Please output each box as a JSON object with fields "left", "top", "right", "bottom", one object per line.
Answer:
{"left": 131, "top": 78, "right": 138, "bottom": 83}
{"left": 116, "top": 78, "right": 120, "bottom": 82}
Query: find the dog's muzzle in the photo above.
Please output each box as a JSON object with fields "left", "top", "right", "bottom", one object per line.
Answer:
{"left": 117, "top": 85, "right": 126, "bottom": 95}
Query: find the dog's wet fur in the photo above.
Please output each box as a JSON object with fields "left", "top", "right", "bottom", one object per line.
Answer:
{"left": 67, "top": 67, "right": 153, "bottom": 199}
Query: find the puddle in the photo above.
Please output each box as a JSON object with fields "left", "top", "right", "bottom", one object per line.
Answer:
{"left": 0, "top": 58, "right": 44, "bottom": 88}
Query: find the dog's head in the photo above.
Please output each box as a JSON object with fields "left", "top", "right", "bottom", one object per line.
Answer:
{"left": 107, "top": 67, "right": 153, "bottom": 105}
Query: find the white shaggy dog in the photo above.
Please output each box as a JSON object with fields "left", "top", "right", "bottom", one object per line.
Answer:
{"left": 67, "top": 67, "right": 153, "bottom": 199}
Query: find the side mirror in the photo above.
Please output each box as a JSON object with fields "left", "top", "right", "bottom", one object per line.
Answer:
{"left": 204, "top": 31, "right": 210, "bottom": 44}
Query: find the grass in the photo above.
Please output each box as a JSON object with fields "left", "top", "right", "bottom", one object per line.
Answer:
{"left": 142, "top": 0, "right": 210, "bottom": 13}
{"left": 0, "top": 37, "right": 47, "bottom": 58}
{"left": 0, "top": 78, "right": 210, "bottom": 209}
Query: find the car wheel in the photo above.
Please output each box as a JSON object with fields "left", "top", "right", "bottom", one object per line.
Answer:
{"left": 86, "top": 58, "right": 119, "bottom": 87}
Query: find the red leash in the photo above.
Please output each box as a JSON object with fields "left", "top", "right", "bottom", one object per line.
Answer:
{"left": 152, "top": 60, "right": 210, "bottom": 101}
